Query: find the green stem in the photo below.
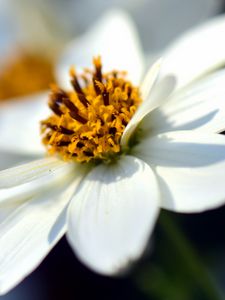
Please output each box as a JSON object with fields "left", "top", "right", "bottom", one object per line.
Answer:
{"left": 159, "top": 212, "right": 224, "bottom": 300}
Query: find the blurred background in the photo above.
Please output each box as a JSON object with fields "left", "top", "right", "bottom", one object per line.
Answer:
{"left": 1, "top": 0, "right": 225, "bottom": 299}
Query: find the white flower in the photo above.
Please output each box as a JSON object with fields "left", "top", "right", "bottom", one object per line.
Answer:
{"left": 1, "top": 9, "right": 225, "bottom": 295}
{"left": 0, "top": 1, "right": 65, "bottom": 169}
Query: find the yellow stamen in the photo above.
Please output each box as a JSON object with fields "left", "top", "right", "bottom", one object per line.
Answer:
{"left": 41, "top": 57, "right": 142, "bottom": 163}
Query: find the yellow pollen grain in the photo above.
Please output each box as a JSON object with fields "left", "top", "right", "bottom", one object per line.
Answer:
{"left": 41, "top": 56, "right": 142, "bottom": 163}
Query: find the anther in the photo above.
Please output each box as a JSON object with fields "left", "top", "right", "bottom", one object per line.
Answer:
{"left": 49, "top": 101, "right": 63, "bottom": 116}
{"left": 57, "top": 141, "right": 70, "bottom": 147}
{"left": 83, "top": 151, "right": 94, "bottom": 157}
{"left": 45, "top": 123, "right": 74, "bottom": 135}
{"left": 62, "top": 98, "right": 79, "bottom": 113}
{"left": 59, "top": 126, "right": 74, "bottom": 135}
{"left": 51, "top": 88, "right": 67, "bottom": 104}
{"left": 127, "top": 86, "right": 132, "bottom": 98}
{"left": 69, "top": 111, "right": 87, "bottom": 124}
{"left": 77, "top": 142, "right": 84, "bottom": 148}
{"left": 95, "top": 64, "right": 102, "bottom": 82}
{"left": 109, "top": 127, "right": 117, "bottom": 135}
{"left": 102, "top": 91, "right": 109, "bottom": 106}
{"left": 71, "top": 76, "right": 84, "bottom": 95}
{"left": 77, "top": 93, "right": 89, "bottom": 108}
{"left": 93, "top": 56, "right": 102, "bottom": 82}
{"left": 113, "top": 71, "right": 118, "bottom": 78}
{"left": 62, "top": 98, "right": 88, "bottom": 124}
{"left": 93, "top": 77, "right": 101, "bottom": 95}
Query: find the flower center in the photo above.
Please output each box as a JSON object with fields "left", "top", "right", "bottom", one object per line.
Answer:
{"left": 0, "top": 50, "right": 54, "bottom": 100}
{"left": 41, "top": 57, "right": 142, "bottom": 163}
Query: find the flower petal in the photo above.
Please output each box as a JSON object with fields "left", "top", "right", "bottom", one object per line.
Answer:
{"left": 0, "top": 203, "right": 20, "bottom": 224}
{"left": 161, "top": 14, "right": 225, "bottom": 89}
{"left": 143, "top": 68, "right": 225, "bottom": 135}
{"left": 133, "top": 131, "right": 225, "bottom": 213}
{"left": 56, "top": 9, "right": 144, "bottom": 89}
{"left": 67, "top": 155, "right": 159, "bottom": 275}
{"left": 0, "top": 92, "right": 49, "bottom": 155}
{"left": 0, "top": 157, "right": 75, "bottom": 188}
{"left": 0, "top": 170, "right": 68, "bottom": 205}
{"left": 0, "top": 177, "right": 82, "bottom": 295}
{"left": 140, "top": 58, "right": 162, "bottom": 102}
{"left": 121, "top": 71, "right": 176, "bottom": 147}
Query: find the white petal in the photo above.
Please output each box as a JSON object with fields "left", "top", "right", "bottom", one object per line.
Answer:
{"left": 121, "top": 73, "right": 176, "bottom": 147}
{"left": 0, "top": 180, "right": 47, "bottom": 206}
{"left": 67, "top": 155, "right": 159, "bottom": 275}
{"left": 161, "top": 14, "right": 225, "bottom": 90}
{"left": 0, "top": 92, "right": 50, "bottom": 155}
{"left": 0, "top": 203, "right": 20, "bottom": 224}
{"left": 0, "top": 168, "right": 70, "bottom": 205}
{"left": 0, "top": 175, "right": 69, "bottom": 223}
{"left": 0, "top": 175, "right": 83, "bottom": 295}
{"left": 0, "top": 157, "right": 75, "bottom": 188}
{"left": 143, "top": 68, "right": 225, "bottom": 135}
{"left": 56, "top": 9, "right": 144, "bottom": 89}
{"left": 133, "top": 131, "right": 225, "bottom": 213}
{"left": 140, "top": 58, "right": 162, "bottom": 101}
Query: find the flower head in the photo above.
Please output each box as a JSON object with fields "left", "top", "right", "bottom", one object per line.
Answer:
{"left": 1, "top": 10, "right": 225, "bottom": 295}
{"left": 41, "top": 57, "right": 141, "bottom": 163}
{"left": 0, "top": 50, "right": 54, "bottom": 100}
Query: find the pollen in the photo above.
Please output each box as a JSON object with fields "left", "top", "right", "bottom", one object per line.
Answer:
{"left": 41, "top": 57, "right": 142, "bottom": 163}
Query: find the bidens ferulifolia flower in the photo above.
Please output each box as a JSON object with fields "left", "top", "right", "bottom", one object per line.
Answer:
{"left": 1, "top": 10, "right": 225, "bottom": 295}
